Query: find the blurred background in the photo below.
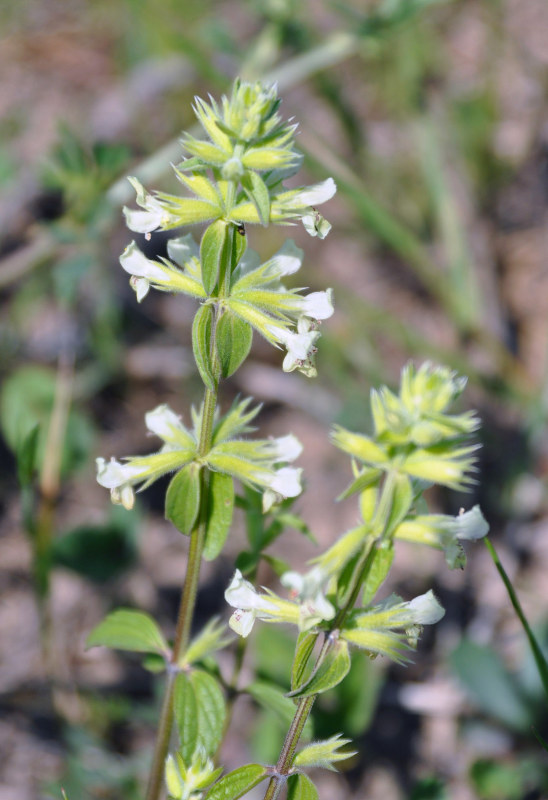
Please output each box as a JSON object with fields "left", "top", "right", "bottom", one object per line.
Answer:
{"left": 1, "top": 0, "right": 548, "bottom": 798}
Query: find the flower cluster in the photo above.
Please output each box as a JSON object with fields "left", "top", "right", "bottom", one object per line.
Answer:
{"left": 165, "top": 749, "right": 221, "bottom": 800}
{"left": 340, "top": 591, "right": 445, "bottom": 662}
{"left": 120, "top": 235, "right": 334, "bottom": 376}
{"left": 96, "top": 399, "right": 303, "bottom": 515}
{"left": 332, "top": 362, "right": 481, "bottom": 492}
{"left": 118, "top": 79, "right": 336, "bottom": 377}
{"left": 224, "top": 568, "right": 335, "bottom": 637}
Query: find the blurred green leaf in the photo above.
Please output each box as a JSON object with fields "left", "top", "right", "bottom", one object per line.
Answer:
{"left": 86, "top": 609, "right": 168, "bottom": 656}
{"left": 1, "top": 366, "right": 93, "bottom": 477}
{"left": 204, "top": 471, "right": 234, "bottom": 560}
{"left": 247, "top": 681, "right": 311, "bottom": 736}
{"left": 52, "top": 508, "right": 138, "bottom": 583}
{"left": 410, "top": 776, "right": 449, "bottom": 800}
{"left": 16, "top": 423, "right": 40, "bottom": 487}
{"left": 470, "top": 759, "right": 523, "bottom": 800}
{"left": 450, "top": 639, "right": 533, "bottom": 731}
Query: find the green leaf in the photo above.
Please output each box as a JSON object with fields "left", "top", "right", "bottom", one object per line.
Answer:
{"left": 173, "top": 672, "right": 199, "bottom": 764}
{"left": 287, "top": 774, "right": 319, "bottom": 800}
{"left": 201, "top": 219, "right": 227, "bottom": 294}
{"left": 190, "top": 669, "right": 226, "bottom": 758}
{"left": 291, "top": 632, "right": 318, "bottom": 691}
{"left": 241, "top": 171, "right": 270, "bottom": 226}
{"left": 247, "top": 682, "right": 311, "bottom": 736}
{"left": 204, "top": 472, "right": 234, "bottom": 560}
{"left": 52, "top": 514, "right": 137, "bottom": 583}
{"left": 86, "top": 609, "right": 168, "bottom": 655}
{"left": 192, "top": 304, "right": 216, "bottom": 391}
{"left": 384, "top": 473, "right": 413, "bottom": 535}
{"left": 215, "top": 312, "right": 253, "bottom": 378}
{"left": 469, "top": 759, "right": 523, "bottom": 800}
{"left": 204, "top": 764, "right": 267, "bottom": 800}
{"left": 337, "top": 467, "right": 382, "bottom": 501}
{"left": 362, "top": 543, "right": 394, "bottom": 606}
{"left": 1, "top": 365, "right": 94, "bottom": 477}
{"left": 166, "top": 463, "right": 201, "bottom": 536}
{"left": 288, "top": 639, "right": 351, "bottom": 698}
{"left": 16, "top": 423, "right": 40, "bottom": 486}
{"left": 450, "top": 639, "right": 533, "bottom": 731}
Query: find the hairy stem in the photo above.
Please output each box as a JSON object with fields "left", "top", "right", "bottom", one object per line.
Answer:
{"left": 145, "top": 227, "right": 236, "bottom": 800}
{"left": 262, "top": 473, "right": 396, "bottom": 798}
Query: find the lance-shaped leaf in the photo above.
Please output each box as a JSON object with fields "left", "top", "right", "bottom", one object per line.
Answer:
{"left": 361, "top": 543, "right": 394, "bottom": 606}
{"left": 174, "top": 670, "right": 226, "bottom": 763}
{"left": 173, "top": 672, "right": 199, "bottom": 764}
{"left": 192, "top": 304, "right": 216, "bottom": 391}
{"left": 293, "top": 734, "right": 356, "bottom": 771}
{"left": 201, "top": 219, "right": 227, "bottom": 294}
{"left": 287, "top": 774, "right": 319, "bottom": 800}
{"left": 241, "top": 170, "right": 270, "bottom": 225}
{"left": 86, "top": 609, "right": 168, "bottom": 655}
{"left": 337, "top": 466, "right": 382, "bottom": 501}
{"left": 288, "top": 638, "right": 350, "bottom": 698}
{"left": 216, "top": 311, "right": 253, "bottom": 378}
{"left": 203, "top": 471, "right": 235, "bottom": 561}
{"left": 190, "top": 670, "right": 226, "bottom": 757}
{"left": 204, "top": 764, "right": 268, "bottom": 800}
{"left": 291, "top": 631, "right": 319, "bottom": 692}
{"left": 166, "top": 463, "right": 202, "bottom": 536}
{"left": 380, "top": 472, "right": 413, "bottom": 536}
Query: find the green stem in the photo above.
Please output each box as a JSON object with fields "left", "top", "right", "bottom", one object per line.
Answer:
{"left": 485, "top": 538, "right": 548, "bottom": 700}
{"left": 262, "top": 474, "right": 397, "bottom": 798}
{"left": 145, "top": 228, "right": 236, "bottom": 800}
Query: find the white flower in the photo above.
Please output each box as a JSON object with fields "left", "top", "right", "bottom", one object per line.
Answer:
{"left": 268, "top": 434, "right": 303, "bottom": 463}
{"left": 123, "top": 177, "right": 174, "bottom": 234}
{"left": 267, "top": 466, "right": 302, "bottom": 496}
{"left": 405, "top": 590, "right": 445, "bottom": 625}
{"left": 270, "top": 319, "right": 320, "bottom": 377}
{"left": 96, "top": 457, "right": 145, "bottom": 510}
{"left": 301, "top": 211, "right": 332, "bottom": 239}
{"left": 262, "top": 466, "right": 303, "bottom": 512}
{"left": 455, "top": 506, "right": 489, "bottom": 541}
{"left": 292, "top": 178, "right": 337, "bottom": 207}
{"left": 120, "top": 241, "right": 169, "bottom": 282}
{"left": 266, "top": 240, "right": 303, "bottom": 277}
{"left": 281, "top": 566, "right": 335, "bottom": 630}
{"left": 120, "top": 241, "right": 206, "bottom": 302}
{"left": 300, "top": 289, "right": 334, "bottom": 320}
{"left": 225, "top": 570, "right": 279, "bottom": 637}
{"left": 129, "top": 276, "right": 150, "bottom": 302}
{"left": 145, "top": 404, "right": 192, "bottom": 446}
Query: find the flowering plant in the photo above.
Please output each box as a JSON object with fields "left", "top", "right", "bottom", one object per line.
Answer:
{"left": 87, "top": 80, "right": 487, "bottom": 800}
